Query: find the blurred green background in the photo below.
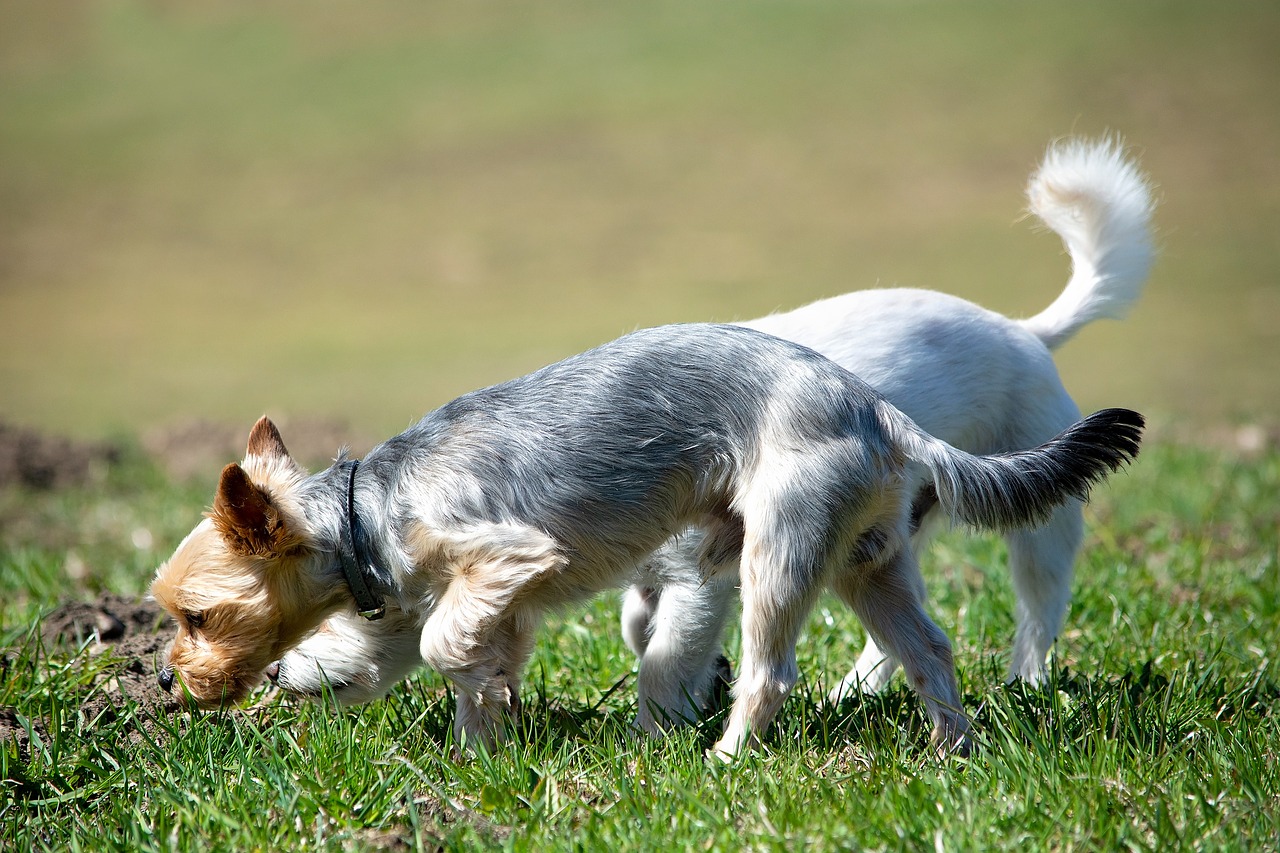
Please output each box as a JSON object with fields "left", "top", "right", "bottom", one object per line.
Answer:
{"left": 3, "top": 0, "right": 1278, "bottom": 443}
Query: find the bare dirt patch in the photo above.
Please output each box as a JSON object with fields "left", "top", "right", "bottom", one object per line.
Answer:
{"left": 43, "top": 593, "right": 180, "bottom": 716}
{"left": 0, "top": 422, "right": 121, "bottom": 490}
{"left": 38, "top": 592, "right": 169, "bottom": 649}
{"left": 2, "top": 595, "right": 183, "bottom": 777}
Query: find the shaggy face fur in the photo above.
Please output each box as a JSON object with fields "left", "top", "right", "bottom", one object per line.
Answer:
{"left": 152, "top": 321, "right": 1141, "bottom": 760}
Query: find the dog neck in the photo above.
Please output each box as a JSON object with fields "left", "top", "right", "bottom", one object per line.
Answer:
{"left": 335, "top": 459, "right": 387, "bottom": 621}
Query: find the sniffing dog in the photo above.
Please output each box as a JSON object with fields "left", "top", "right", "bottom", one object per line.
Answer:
{"left": 270, "top": 137, "right": 1155, "bottom": 733}
{"left": 152, "top": 318, "right": 1143, "bottom": 758}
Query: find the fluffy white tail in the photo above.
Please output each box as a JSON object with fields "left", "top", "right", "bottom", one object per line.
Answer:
{"left": 1019, "top": 137, "right": 1155, "bottom": 350}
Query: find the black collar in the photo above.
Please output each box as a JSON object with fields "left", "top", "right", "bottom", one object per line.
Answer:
{"left": 337, "top": 459, "right": 386, "bottom": 621}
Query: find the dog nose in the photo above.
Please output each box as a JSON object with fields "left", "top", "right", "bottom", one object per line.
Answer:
{"left": 265, "top": 661, "right": 280, "bottom": 683}
{"left": 158, "top": 666, "right": 175, "bottom": 692}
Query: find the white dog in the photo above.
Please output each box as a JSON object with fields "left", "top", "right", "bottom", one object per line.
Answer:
{"left": 270, "top": 137, "right": 1154, "bottom": 734}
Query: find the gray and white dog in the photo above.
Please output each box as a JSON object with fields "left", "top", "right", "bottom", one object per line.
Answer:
{"left": 267, "top": 138, "right": 1154, "bottom": 740}
{"left": 170, "top": 320, "right": 1154, "bottom": 758}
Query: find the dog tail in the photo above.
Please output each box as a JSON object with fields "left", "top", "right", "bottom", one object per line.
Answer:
{"left": 1019, "top": 137, "right": 1155, "bottom": 351}
{"left": 882, "top": 400, "right": 1144, "bottom": 531}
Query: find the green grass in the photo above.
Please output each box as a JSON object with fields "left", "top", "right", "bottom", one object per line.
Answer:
{"left": 2, "top": 438, "right": 1278, "bottom": 850}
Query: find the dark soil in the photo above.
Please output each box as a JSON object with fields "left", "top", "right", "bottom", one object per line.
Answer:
{"left": 0, "top": 422, "right": 121, "bottom": 490}
{"left": 0, "top": 705, "right": 49, "bottom": 787}
{"left": 38, "top": 592, "right": 170, "bottom": 648}
{"left": 3, "top": 595, "right": 183, "bottom": 750}
{"left": 40, "top": 593, "right": 179, "bottom": 717}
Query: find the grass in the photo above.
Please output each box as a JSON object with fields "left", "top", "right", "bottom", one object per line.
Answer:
{"left": 2, "top": 436, "right": 1278, "bottom": 850}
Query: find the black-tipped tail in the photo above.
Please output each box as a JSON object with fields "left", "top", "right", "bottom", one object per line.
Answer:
{"left": 913, "top": 407, "right": 1144, "bottom": 531}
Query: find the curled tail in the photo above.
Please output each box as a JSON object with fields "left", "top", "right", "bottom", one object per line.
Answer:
{"left": 1020, "top": 137, "right": 1156, "bottom": 350}
{"left": 881, "top": 401, "right": 1144, "bottom": 531}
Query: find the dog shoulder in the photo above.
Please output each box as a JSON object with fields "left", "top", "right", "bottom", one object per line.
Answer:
{"left": 405, "top": 520, "right": 567, "bottom": 588}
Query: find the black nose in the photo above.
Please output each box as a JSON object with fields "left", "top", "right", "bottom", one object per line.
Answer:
{"left": 158, "top": 666, "right": 174, "bottom": 692}
{"left": 265, "top": 661, "right": 280, "bottom": 684}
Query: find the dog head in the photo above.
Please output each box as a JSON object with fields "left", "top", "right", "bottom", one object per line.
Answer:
{"left": 150, "top": 417, "right": 346, "bottom": 708}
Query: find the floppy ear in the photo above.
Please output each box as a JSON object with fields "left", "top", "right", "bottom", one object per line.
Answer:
{"left": 246, "top": 416, "right": 290, "bottom": 460}
{"left": 210, "top": 463, "right": 293, "bottom": 557}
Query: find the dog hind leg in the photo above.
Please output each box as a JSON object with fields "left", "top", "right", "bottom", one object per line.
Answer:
{"left": 711, "top": 522, "right": 825, "bottom": 760}
{"left": 829, "top": 501, "right": 946, "bottom": 702}
{"left": 830, "top": 548, "right": 970, "bottom": 755}
{"left": 829, "top": 556, "right": 926, "bottom": 701}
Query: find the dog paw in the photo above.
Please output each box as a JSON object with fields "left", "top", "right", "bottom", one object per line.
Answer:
{"left": 930, "top": 722, "right": 973, "bottom": 760}
{"left": 708, "top": 727, "right": 758, "bottom": 763}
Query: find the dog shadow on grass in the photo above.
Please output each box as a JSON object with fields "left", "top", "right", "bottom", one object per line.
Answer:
{"left": 776, "top": 657, "right": 1280, "bottom": 762}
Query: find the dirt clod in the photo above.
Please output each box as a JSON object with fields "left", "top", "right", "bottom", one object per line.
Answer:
{"left": 39, "top": 592, "right": 167, "bottom": 648}
{"left": 0, "top": 422, "right": 121, "bottom": 490}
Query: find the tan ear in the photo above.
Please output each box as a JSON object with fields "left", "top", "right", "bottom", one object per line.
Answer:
{"left": 210, "top": 463, "right": 292, "bottom": 556}
{"left": 246, "top": 416, "right": 290, "bottom": 460}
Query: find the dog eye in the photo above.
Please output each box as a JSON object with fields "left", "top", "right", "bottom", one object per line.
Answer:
{"left": 184, "top": 610, "right": 206, "bottom": 630}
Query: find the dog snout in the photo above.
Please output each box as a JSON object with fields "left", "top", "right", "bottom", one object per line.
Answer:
{"left": 158, "top": 665, "right": 175, "bottom": 692}
{"left": 265, "top": 661, "right": 280, "bottom": 684}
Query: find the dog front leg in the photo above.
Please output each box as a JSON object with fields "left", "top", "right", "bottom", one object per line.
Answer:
{"left": 421, "top": 606, "right": 541, "bottom": 754}
{"left": 413, "top": 522, "right": 564, "bottom": 753}
{"left": 621, "top": 585, "right": 658, "bottom": 658}
{"left": 419, "top": 618, "right": 508, "bottom": 752}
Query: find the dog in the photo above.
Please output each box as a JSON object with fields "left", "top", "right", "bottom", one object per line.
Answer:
{"left": 151, "top": 318, "right": 1143, "bottom": 759}
{"left": 269, "top": 137, "right": 1155, "bottom": 732}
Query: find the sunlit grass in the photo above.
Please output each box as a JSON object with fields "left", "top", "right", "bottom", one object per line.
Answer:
{"left": 2, "top": 439, "right": 1278, "bottom": 849}
{"left": 1, "top": 2, "right": 1278, "bottom": 848}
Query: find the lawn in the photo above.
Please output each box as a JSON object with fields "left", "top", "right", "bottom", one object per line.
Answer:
{"left": 1, "top": 434, "right": 1277, "bottom": 850}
